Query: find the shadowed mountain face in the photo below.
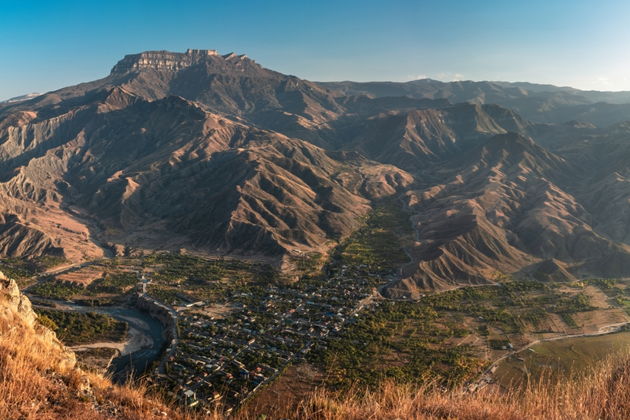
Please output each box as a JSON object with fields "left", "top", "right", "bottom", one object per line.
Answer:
{"left": 2, "top": 49, "right": 630, "bottom": 292}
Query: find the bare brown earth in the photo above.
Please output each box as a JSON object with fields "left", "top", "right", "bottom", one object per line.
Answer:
{"left": 56, "top": 267, "right": 105, "bottom": 286}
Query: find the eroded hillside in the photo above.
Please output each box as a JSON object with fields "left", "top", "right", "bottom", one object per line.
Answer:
{"left": 2, "top": 49, "right": 630, "bottom": 292}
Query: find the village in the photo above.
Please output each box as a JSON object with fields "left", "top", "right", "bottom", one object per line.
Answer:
{"left": 12, "top": 204, "right": 412, "bottom": 413}
{"left": 150, "top": 262, "right": 381, "bottom": 412}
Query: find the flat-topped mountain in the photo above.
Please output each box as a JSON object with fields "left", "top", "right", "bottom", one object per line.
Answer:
{"left": 111, "top": 49, "right": 225, "bottom": 73}
{"left": 2, "top": 49, "right": 630, "bottom": 292}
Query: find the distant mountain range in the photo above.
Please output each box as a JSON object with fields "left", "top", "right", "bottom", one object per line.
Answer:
{"left": 3, "top": 49, "right": 630, "bottom": 294}
{"left": 1, "top": 93, "right": 42, "bottom": 103}
{"left": 321, "top": 79, "right": 630, "bottom": 127}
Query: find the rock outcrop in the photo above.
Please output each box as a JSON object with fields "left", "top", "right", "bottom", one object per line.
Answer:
{"left": 111, "top": 49, "right": 221, "bottom": 73}
{"left": 0, "top": 270, "right": 181, "bottom": 419}
{"left": 0, "top": 270, "right": 76, "bottom": 371}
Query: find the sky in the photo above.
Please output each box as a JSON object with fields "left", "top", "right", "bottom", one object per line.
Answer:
{"left": 2, "top": 0, "right": 630, "bottom": 99}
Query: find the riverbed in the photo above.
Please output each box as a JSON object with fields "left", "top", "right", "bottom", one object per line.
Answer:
{"left": 29, "top": 297, "right": 166, "bottom": 383}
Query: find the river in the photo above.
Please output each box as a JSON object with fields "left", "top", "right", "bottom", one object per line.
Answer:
{"left": 29, "top": 297, "right": 167, "bottom": 383}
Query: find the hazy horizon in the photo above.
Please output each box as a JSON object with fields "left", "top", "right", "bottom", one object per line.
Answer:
{"left": 3, "top": 0, "right": 630, "bottom": 99}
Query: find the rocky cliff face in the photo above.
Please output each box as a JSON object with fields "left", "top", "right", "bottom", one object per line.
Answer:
{"left": 111, "top": 49, "right": 222, "bottom": 73}
{"left": 0, "top": 270, "right": 36, "bottom": 325}
{"left": 0, "top": 270, "right": 76, "bottom": 370}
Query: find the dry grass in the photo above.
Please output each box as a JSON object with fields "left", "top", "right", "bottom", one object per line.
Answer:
{"left": 4, "top": 310, "right": 630, "bottom": 420}
{"left": 236, "top": 353, "right": 630, "bottom": 420}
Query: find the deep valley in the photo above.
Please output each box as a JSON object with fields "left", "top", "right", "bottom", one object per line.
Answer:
{"left": 4, "top": 48, "right": 630, "bottom": 417}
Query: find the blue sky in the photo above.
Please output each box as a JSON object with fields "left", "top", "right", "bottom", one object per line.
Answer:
{"left": 2, "top": 0, "right": 630, "bottom": 99}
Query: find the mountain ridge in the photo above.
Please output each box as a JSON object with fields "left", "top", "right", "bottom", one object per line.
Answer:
{"left": 2, "top": 49, "right": 630, "bottom": 292}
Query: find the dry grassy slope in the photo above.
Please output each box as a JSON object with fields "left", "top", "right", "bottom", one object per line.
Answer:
{"left": 242, "top": 358, "right": 630, "bottom": 420}
{"left": 0, "top": 270, "right": 179, "bottom": 420}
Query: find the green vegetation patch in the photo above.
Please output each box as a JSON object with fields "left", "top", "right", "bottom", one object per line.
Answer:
{"left": 310, "top": 301, "right": 485, "bottom": 389}
{"left": 0, "top": 256, "right": 67, "bottom": 286}
{"left": 0, "top": 258, "right": 38, "bottom": 281}
{"left": 287, "top": 252, "right": 324, "bottom": 277}
{"left": 310, "top": 279, "right": 603, "bottom": 391}
{"left": 423, "top": 282, "right": 549, "bottom": 334}
{"left": 86, "top": 272, "right": 138, "bottom": 295}
{"left": 29, "top": 280, "right": 84, "bottom": 300}
{"left": 144, "top": 253, "right": 257, "bottom": 284}
{"left": 143, "top": 253, "right": 277, "bottom": 305}
{"left": 583, "top": 278, "right": 630, "bottom": 315}
{"left": 332, "top": 202, "right": 411, "bottom": 274}
{"left": 35, "top": 309, "right": 127, "bottom": 346}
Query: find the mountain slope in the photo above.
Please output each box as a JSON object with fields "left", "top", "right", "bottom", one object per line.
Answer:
{"left": 385, "top": 132, "right": 630, "bottom": 295}
{"left": 1, "top": 49, "right": 345, "bottom": 144}
{"left": 0, "top": 84, "right": 412, "bottom": 262}
{"left": 3, "top": 49, "right": 630, "bottom": 290}
{"left": 326, "top": 103, "right": 530, "bottom": 170}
